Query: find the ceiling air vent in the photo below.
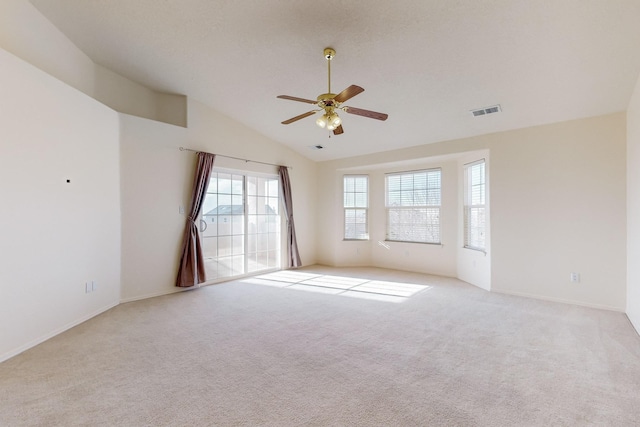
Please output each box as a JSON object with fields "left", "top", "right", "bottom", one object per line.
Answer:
{"left": 471, "top": 105, "right": 502, "bottom": 117}
{"left": 309, "top": 145, "right": 324, "bottom": 150}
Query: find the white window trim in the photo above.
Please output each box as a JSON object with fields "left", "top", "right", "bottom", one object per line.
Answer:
{"left": 343, "top": 174, "right": 369, "bottom": 241}
{"left": 463, "top": 159, "right": 486, "bottom": 252}
{"left": 385, "top": 168, "right": 442, "bottom": 244}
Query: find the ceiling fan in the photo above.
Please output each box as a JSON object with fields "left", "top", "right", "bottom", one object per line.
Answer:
{"left": 277, "top": 48, "right": 388, "bottom": 135}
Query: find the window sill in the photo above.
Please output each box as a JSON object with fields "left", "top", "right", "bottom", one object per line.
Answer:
{"left": 463, "top": 246, "right": 487, "bottom": 254}
{"left": 385, "top": 240, "right": 442, "bottom": 246}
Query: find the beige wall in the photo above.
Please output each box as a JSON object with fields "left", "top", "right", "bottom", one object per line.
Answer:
{"left": 0, "top": 48, "right": 121, "bottom": 361}
{"left": 627, "top": 75, "right": 640, "bottom": 332}
{"left": 119, "top": 100, "right": 318, "bottom": 302}
{"left": 318, "top": 113, "right": 626, "bottom": 310}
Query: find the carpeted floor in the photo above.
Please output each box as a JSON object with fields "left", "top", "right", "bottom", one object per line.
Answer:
{"left": 1, "top": 265, "right": 639, "bottom": 426}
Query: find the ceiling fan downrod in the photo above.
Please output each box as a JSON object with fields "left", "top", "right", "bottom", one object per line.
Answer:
{"left": 324, "top": 47, "right": 335, "bottom": 95}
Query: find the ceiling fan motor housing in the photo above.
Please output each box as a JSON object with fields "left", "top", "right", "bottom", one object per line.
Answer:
{"left": 324, "top": 48, "right": 335, "bottom": 60}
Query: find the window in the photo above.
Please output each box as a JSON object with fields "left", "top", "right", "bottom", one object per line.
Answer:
{"left": 200, "top": 171, "right": 280, "bottom": 281}
{"left": 464, "top": 160, "right": 486, "bottom": 251}
{"left": 343, "top": 175, "right": 369, "bottom": 240}
{"left": 385, "top": 169, "right": 441, "bottom": 243}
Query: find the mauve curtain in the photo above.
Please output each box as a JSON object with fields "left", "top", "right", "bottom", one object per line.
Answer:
{"left": 279, "top": 166, "right": 302, "bottom": 268}
{"left": 176, "top": 152, "right": 215, "bottom": 287}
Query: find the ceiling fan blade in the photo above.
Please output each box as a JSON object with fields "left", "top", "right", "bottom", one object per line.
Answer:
{"left": 344, "top": 106, "right": 388, "bottom": 121}
{"left": 277, "top": 95, "right": 318, "bottom": 104}
{"left": 333, "top": 125, "right": 344, "bottom": 135}
{"left": 334, "top": 85, "right": 364, "bottom": 103}
{"left": 281, "top": 110, "right": 316, "bottom": 125}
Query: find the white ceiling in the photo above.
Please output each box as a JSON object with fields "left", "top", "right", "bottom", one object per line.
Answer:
{"left": 30, "top": 0, "right": 640, "bottom": 162}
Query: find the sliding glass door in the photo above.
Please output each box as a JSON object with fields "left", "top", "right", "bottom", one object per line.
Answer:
{"left": 200, "top": 170, "right": 280, "bottom": 281}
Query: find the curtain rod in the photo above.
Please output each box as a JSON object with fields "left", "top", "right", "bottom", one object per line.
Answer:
{"left": 179, "top": 147, "right": 291, "bottom": 169}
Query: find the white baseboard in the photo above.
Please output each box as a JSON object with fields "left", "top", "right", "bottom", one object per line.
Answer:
{"left": 120, "top": 287, "right": 191, "bottom": 304}
{"left": 0, "top": 301, "right": 120, "bottom": 363}
{"left": 492, "top": 288, "right": 625, "bottom": 312}
{"left": 627, "top": 312, "right": 640, "bottom": 336}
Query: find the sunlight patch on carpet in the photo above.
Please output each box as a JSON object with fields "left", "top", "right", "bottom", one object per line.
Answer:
{"left": 250, "top": 272, "right": 431, "bottom": 302}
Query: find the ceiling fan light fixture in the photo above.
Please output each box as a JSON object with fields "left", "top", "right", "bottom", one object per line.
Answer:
{"left": 329, "top": 112, "right": 341, "bottom": 127}
{"left": 316, "top": 114, "right": 328, "bottom": 128}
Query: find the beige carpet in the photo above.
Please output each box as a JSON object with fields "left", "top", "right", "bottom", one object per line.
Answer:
{"left": 1, "top": 265, "right": 639, "bottom": 426}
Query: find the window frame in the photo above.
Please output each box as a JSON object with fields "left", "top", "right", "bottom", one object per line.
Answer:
{"left": 199, "top": 168, "right": 282, "bottom": 282}
{"left": 385, "top": 168, "right": 442, "bottom": 244}
{"left": 343, "top": 174, "right": 369, "bottom": 241}
{"left": 463, "top": 159, "right": 486, "bottom": 252}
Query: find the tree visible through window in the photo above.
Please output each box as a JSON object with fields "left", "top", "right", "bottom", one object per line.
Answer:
{"left": 464, "top": 160, "right": 486, "bottom": 251}
{"left": 385, "top": 169, "right": 441, "bottom": 244}
{"left": 343, "top": 175, "right": 369, "bottom": 240}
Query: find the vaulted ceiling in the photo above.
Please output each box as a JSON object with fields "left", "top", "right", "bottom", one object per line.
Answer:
{"left": 30, "top": 0, "right": 640, "bottom": 161}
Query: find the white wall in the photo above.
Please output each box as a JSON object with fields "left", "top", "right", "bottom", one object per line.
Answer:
{"left": 0, "top": 48, "right": 121, "bottom": 361}
{"left": 627, "top": 74, "right": 640, "bottom": 332}
{"left": 0, "top": 0, "right": 95, "bottom": 96}
{"left": 318, "top": 113, "right": 626, "bottom": 310}
{"left": 0, "top": 0, "right": 187, "bottom": 128}
{"left": 120, "top": 100, "right": 318, "bottom": 302}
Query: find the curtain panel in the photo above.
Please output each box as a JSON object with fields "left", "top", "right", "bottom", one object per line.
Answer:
{"left": 176, "top": 152, "right": 215, "bottom": 287}
{"left": 278, "top": 166, "right": 302, "bottom": 268}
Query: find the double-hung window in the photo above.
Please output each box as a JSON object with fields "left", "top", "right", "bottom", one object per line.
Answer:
{"left": 385, "top": 169, "right": 441, "bottom": 244}
{"left": 464, "top": 160, "right": 486, "bottom": 251}
{"left": 343, "top": 175, "right": 369, "bottom": 240}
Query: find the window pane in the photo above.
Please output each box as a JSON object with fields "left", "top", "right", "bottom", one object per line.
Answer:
{"left": 199, "top": 171, "right": 280, "bottom": 280}
{"left": 232, "top": 215, "right": 244, "bottom": 235}
{"left": 201, "top": 215, "right": 218, "bottom": 237}
{"left": 267, "top": 179, "right": 278, "bottom": 197}
{"left": 386, "top": 169, "right": 441, "bottom": 243}
{"left": 344, "top": 193, "right": 355, "bottom": 208}
{"left": 464, "top": 161, "right": 486, "bottom": 250}
{"left": 217, "top": 174, "right": 231, "bottom": 193}
{"left": 344, "top": 175, "right": 369, "bottom": 240}
{"left": 231, "top": 175, "right": 243, "bottom": 194}
{"left": 355, "top": 193, "right": 367, "bottom": 208}
{"left": 387, "top": 191, "right": 401, "bottom": 206}
{"left": 267, "top": 197, "right": 279, "bottom": 215}
{"left": 413, "top": 173, "right": 427, "bottom": 189}
{"left": 387, "top": 175, "right": 400, "bottom": 192}
{"left": 400, "top": 174, "right": 414, "bottom": 191}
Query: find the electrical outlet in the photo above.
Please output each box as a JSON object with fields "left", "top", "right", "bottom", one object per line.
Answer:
{"left": 92, "top": 281, "right": 97, "bottom": 292}
{"left": 570, "top": 272, "right": 580, "bottom": 283}
{"left": 179, "top": 205, "right": 185, "bottom": 214}
{"left": 85, "top": 282, "right": 91, "bottom": 293}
